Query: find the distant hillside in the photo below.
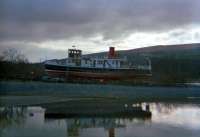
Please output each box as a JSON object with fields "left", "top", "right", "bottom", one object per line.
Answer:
{"left": 125, "top": 43, "right": 200, "bottom": 59}
{"left": 128, "top": 43, "right": 200, "bottom": 83}
{"left": 88, "top": 43, "right": 200, "bottom": 58}
{"left": 128, "top": 43, "right": 200, "bottom": 53}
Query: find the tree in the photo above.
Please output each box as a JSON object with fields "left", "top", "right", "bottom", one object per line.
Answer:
{"left": 1, "top": 48, "right": 28, "bottom": 63}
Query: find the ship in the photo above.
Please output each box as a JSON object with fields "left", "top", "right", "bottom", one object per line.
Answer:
{"left": 44, "top": 47, "right": 152, "bottom": 81}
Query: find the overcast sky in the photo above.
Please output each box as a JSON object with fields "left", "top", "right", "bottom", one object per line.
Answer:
{"left": 0, "top": 0, "right": 200, "bottom": 62}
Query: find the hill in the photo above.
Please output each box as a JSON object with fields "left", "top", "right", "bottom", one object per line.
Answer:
{"left": 88, "top": 43, "right": 200, "bottom": 59}
{"left": 128, "top": 43, "right": 200, "bottom": 53}
{"left": 126, "top": 43, "right": 200, "bottom": 59}
{"left": 129, "top": 43, "right": 200, "bottom": 84}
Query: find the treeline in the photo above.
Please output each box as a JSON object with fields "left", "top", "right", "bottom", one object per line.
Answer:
{"left": 0, "top": 48, "right": 44, "bottom": 81}
{"left": 0, "top": 61, "right": 44, "bottom": 81}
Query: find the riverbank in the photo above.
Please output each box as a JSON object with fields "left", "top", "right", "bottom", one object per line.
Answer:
{"left": 1, "top": 81, "right": 200, "bottom": 106}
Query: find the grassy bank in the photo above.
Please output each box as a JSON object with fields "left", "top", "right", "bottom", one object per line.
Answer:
{"left": 1, "top": 81, "right": 200, "bottom": 106}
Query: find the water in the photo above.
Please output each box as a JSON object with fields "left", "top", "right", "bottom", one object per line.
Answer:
{"left": 1, "top": 103, "right": 200, "bottom": 137}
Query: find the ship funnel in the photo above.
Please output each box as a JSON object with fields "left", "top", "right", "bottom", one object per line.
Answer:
{"left": 108, "top": 47, "right": 115, "bottom": 58}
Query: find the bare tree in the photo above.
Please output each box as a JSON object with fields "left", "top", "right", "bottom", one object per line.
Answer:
{"left": 0, "top": 55, "right": 4, "bottom": 61}
{"left": 2, "top": 48, "right": 28, "bottom": 63}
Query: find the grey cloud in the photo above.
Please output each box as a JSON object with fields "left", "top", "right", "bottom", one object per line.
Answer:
{"left": 0, "top": 0, "right": 200, "bottom": 42}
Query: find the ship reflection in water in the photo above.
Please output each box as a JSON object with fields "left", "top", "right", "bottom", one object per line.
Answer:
{"left": 0, "top": 103, "right": 200, "bottom": 137}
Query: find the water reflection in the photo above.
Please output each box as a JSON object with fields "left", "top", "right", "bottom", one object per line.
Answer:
{"left": 151, "top": 103, "right": 200, "bottom": 130}
{"left": 0, "top": 103, "right": 200, "bottom": 137}
{"left": 0, "top": 107, "right": 26, "bottom": 128}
